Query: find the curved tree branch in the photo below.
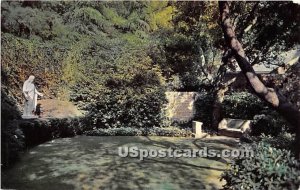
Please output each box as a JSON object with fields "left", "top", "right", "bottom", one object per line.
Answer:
{"left": 219, "top": 1, "right": 300, "bottom": 157}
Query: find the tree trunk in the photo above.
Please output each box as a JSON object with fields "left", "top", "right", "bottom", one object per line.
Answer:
{"left": 212, "top": 77, "right": 237, "bottom": 131}
{"left": 219, "top": 1, "right": 300, "bottom": 158}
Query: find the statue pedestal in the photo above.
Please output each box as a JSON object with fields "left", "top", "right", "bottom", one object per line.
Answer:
{"left": 192, "top": 121, "right": 203, "bottom": 138}
{"left": 22, "top": 115, "right": 38, "bottom": 119}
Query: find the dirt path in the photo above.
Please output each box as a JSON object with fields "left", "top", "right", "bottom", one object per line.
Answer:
{"left": 37, "top": 99, "right": 83, "bottom": 118}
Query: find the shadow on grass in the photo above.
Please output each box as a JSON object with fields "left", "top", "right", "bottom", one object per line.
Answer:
{"left": 2, "top": 136, "right": 238, "bottom": 190}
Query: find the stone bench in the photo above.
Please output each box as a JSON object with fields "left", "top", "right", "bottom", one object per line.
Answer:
{"left": 218, "top": 118, "right": 252, "bottom": 138}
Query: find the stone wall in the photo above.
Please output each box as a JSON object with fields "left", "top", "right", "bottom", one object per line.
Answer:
{"left": 165, "top": 92, "right": 198, "bottom": 123}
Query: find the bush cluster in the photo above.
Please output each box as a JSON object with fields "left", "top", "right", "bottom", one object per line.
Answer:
{"left": 257, "top": 133, "right": 295, "bottom": 150}
{"left": 221, "top": 141, "right": 300, "bottom": 190}
{"left": 84, "top": 89, "right": 166, "bottom": 129}
{"left": 1, "top": 88, "right": 24, "bottom": 169}
{"left": 251, "top": 111, "right": 292, "bottom": 137}
{"left": 68, "top": 49, "right": 167, "bottom": 129}
{"left": 1, "top": 121, "right": 24, "bottom": 169}
{"left": 222, "top": 92, "right": 267, "bottom": 119}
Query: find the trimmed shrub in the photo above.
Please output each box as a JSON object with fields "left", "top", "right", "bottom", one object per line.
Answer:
{"left": 85, "top": 87, "right": 166, "bottom": 129}
{"left": 84, "top": 126, "right": 193, "bottom": 137}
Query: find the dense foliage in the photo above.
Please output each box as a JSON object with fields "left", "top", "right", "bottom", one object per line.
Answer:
{"left": 251, "top": 112, "right": 293, "bottom": 137}
{"left": 231, "top": 2, "right": 300, "bottom": 66}
{"left": 1, "top": 1, "right": 175, "bottom": 129}
{"left": 222, "top": 141, "right": 300, "bottom": 190}
{"left": 1, "top": 2, "right": 300, "bottom": 189}
{"left": 78, "top": 50, "right": 167, "bottom": 129}
{"left": 194, "top": 91, "right": 268, "bottom": 130}
{"left": 1, "top": 87, "right": 24, "bottom": 169}
{"left": 222, "top": 92, "right": 267, "bottom": 119}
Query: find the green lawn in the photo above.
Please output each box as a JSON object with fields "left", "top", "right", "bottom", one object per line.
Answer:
{"left": 2, "top": 136, "right": 239, "bottom": 190}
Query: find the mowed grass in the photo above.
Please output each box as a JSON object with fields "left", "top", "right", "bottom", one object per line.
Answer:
{"left": 2, "top": 136, "right": 239, "bottom": 190}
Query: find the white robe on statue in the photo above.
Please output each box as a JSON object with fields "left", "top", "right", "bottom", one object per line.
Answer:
{"left": 22, "top": 75, "right": 42, "bottom": 118}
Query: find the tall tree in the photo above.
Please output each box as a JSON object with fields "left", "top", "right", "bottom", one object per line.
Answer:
{"left": 218, "top": 1, "right": 300, "bottom": 158}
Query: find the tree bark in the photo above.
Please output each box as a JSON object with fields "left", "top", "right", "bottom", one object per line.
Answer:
{"left": 212, "top": 76, "right": 237, "bottom": 131}
{"left": 219, "top": 1, "right": 300, "bottom": 158}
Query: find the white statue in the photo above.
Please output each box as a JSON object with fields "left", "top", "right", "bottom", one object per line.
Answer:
{"left": 22, "top": 75, "right": 43, "bottom": 118}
